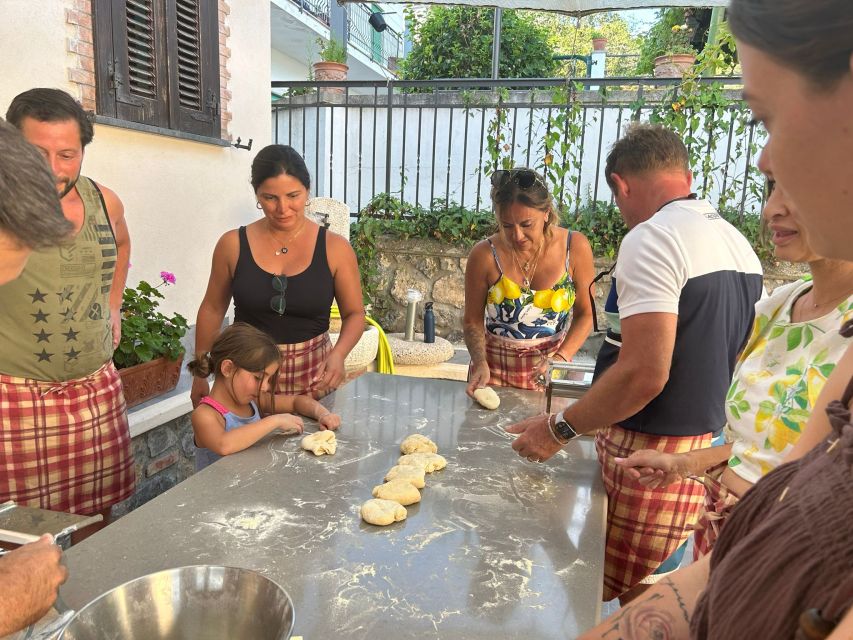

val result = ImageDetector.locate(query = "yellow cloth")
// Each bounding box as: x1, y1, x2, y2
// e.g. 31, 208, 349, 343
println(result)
330, 305, 394, 374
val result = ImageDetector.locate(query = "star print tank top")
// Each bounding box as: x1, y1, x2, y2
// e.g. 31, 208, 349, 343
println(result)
0, 176, 116, 381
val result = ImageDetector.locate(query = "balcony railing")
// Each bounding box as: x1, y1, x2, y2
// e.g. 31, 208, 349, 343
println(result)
286, 0, 402, 70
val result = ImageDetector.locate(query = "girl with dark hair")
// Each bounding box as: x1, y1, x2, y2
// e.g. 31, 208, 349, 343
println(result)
580, 1, 853, 638
188, 322, 340, 471
192, 145, 364, 406
463, 167, 594, 393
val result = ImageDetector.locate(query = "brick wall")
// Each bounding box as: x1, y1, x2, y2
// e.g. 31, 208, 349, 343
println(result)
65, 0, 233, 139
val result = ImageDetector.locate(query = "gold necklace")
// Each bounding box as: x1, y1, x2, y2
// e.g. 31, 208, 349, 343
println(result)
267, 218, 307, 256
808, 287, 853, 310
510, 239, 543, 290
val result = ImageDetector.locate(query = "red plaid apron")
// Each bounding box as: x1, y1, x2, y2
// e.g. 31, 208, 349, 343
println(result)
481, 330, 565, 390
595, 424, 712, 601
276, 332, 332, 397
0, 361, 135, 515
690, 462, 741, 560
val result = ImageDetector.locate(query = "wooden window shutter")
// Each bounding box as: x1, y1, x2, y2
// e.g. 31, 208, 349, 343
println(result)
94, 0, 170, 127
165, 0, 220, 137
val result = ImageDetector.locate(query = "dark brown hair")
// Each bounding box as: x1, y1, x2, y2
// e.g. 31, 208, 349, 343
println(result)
604, 124, 689, 191
251, 144, 311, 192
729, 0, 853, 90
6, 88, 94, 148
0, 118, 72, 249
490, 167, 559, 237
187, 322, 281, 406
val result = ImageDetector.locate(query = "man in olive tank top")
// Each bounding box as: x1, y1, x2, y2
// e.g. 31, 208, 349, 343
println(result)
0, 89, 134, 534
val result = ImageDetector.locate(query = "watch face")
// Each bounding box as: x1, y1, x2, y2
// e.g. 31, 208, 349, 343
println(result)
555, 420, 576, 440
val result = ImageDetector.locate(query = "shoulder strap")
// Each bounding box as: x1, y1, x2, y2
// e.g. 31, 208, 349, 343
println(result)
565, 229, 573, 273
589, 262, 617, 334
486, 238, 504, 276
199, 396, 229, 417
88, 178, 116, 240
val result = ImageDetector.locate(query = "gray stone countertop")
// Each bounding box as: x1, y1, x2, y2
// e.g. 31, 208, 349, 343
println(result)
62, 373, 606, 639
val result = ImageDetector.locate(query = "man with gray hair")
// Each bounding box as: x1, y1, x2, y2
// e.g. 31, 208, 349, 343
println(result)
0, 117, 69, 637
507, 124, 763, 602
0, 118, 71, 281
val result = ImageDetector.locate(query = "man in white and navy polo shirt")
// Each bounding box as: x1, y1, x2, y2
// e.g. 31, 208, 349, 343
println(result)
507, 123, 763, 602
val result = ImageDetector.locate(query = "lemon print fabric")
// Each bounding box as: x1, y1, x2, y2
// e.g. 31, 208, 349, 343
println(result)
485, 271, 576, 339
726, 280, 853, 485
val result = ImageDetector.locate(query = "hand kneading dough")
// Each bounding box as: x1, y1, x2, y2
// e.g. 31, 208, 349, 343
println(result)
398, 452, 447, 473
301, 430, 337, 455
361, 499, 407, 526
473, 386, 500, 410
385, 464, 426, 488
372, 479, 421, 505
399, 433, 438, 455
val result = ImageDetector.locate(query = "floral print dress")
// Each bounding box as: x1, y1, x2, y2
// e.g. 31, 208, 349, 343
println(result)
726, 279, 853, 483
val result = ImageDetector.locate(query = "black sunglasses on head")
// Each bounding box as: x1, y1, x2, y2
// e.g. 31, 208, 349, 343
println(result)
491, 169, 544, 191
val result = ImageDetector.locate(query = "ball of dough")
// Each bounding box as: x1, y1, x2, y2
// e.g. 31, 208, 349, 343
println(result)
301, 430, 337, 456
361, 499, 407, 526
473, 386, 500, 410
385, 464, 426, 489
372, 479, 421, 505
400, 433, 438, 455
397, 452, 447, 473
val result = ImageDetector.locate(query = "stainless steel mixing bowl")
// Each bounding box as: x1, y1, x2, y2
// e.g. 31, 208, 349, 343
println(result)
57, 565, 294, 640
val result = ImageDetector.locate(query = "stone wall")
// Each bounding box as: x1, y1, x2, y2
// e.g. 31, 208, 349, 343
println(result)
112, 414, 195, 519
370, 236, 807, 342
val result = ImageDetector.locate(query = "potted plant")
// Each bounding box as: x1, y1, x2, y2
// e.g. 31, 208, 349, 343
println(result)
313, 37, 348, 92
114, 271, 189, 408
591, 30, 608, 52
653, 23, 697, 78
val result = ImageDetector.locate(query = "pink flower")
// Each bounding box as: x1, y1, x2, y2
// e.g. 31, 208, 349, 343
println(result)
160, 271, 176, 285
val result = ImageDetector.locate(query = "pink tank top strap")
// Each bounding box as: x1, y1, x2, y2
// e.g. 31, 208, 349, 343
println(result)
198, 396, 230, 416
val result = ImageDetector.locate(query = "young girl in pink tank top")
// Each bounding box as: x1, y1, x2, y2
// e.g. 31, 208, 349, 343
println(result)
187, 322, 341, 470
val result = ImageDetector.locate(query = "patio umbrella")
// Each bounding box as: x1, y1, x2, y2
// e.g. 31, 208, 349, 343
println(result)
337, 1, 727, 14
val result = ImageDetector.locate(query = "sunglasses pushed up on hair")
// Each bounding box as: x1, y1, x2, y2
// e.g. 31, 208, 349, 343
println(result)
491, 168, 545, 191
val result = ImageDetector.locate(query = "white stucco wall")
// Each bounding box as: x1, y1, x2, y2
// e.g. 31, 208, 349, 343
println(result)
272, 47, 310, 83
0, 0, 273, 323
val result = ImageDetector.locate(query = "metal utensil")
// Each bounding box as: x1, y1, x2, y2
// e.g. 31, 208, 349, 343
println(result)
57, 565, 295, 640
545, 360, 596, 412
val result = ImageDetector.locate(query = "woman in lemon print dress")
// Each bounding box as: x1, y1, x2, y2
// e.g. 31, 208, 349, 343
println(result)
463, 167, 594, 393
617, 181, 853, 555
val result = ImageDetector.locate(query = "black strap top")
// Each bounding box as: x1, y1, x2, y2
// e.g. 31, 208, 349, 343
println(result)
232, 226, 335, 344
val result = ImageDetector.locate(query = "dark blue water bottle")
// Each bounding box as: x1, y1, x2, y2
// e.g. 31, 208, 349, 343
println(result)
423, 302, 435, 343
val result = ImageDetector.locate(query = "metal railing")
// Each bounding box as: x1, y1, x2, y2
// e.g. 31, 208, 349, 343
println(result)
271, 76, 764, 219
286, 0, 402, 69
347, 4, 402, 68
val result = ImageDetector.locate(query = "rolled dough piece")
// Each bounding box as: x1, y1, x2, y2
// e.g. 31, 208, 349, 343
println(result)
361, 499, 407, 526
301, 430, 337, 456
385, 464, 426, 489
372, 479, 421, 505
400, 433, 438, 455
398, 452, 447, 473
473, 386, 500, 410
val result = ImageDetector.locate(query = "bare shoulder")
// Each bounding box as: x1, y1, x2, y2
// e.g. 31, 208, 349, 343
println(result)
568, 229, 593, 254
213, 228, 241, 262
93, 181, 124, 219
325, 228, 357, 259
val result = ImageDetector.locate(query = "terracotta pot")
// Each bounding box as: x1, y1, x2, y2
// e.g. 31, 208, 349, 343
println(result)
312, 61, 348, 94
118, 355, 184, 409
592, 37, 607, 52
653, 54, 696, 78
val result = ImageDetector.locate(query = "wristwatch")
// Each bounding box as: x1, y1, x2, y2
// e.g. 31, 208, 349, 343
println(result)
549, 410, 580, 445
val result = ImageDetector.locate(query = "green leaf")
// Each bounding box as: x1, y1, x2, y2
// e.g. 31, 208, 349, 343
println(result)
786, 326, 803, 351
768, 326, 786, 340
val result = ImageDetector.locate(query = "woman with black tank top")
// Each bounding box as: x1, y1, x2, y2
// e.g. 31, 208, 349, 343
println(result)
191, 145, 364, 406
579, 2, 853, 639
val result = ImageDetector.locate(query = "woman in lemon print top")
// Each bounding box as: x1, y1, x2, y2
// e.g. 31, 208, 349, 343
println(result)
617, 181, 853, 555
463, 168, 594, 392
